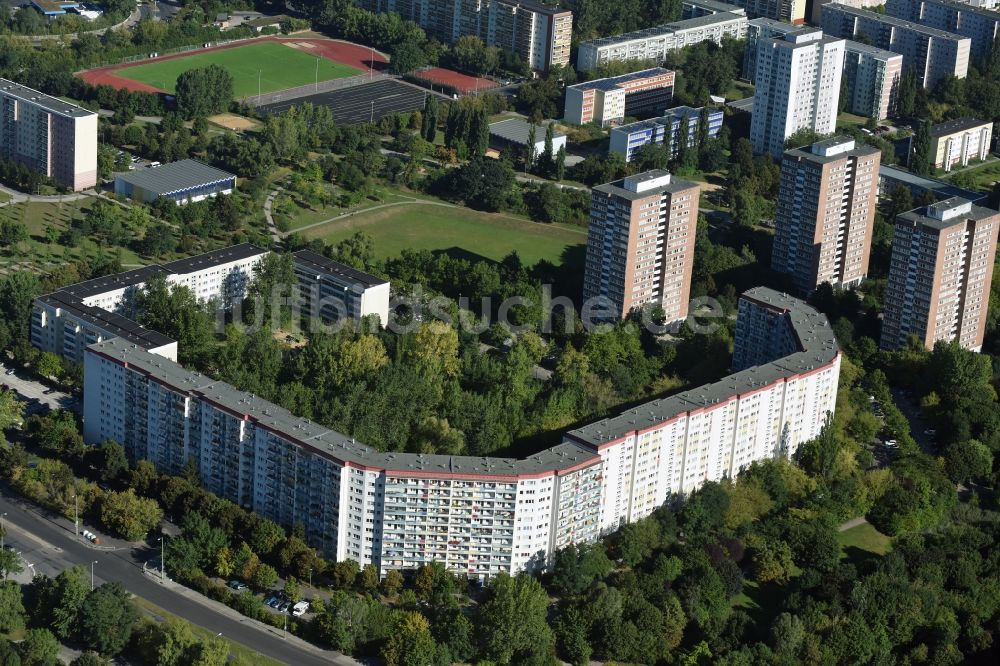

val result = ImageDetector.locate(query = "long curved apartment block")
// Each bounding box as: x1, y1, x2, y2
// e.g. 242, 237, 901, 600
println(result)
81, 285, 839, 579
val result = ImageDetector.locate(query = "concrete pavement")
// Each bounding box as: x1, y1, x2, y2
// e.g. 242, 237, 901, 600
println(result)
0, 362, 78, 415
0, 491, 359, 665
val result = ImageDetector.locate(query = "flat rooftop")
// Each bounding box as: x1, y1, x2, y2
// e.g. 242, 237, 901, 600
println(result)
845, 38, 902, 59
898, 198, 999, 230
879, 164, 987, 203
161, 242, 266, 275
593, 171, 700, 200
569, 68, 674, 92
567, 287, 839, 446
59, 266, 169, 300
824, 3, 974, 40
40, 291, 175, 350
931, 117, 991, 137
582, 12, 745, 48
87, 337, 600, 478
292, 249, 388, 288
0, 78, 95, 119
115, 159, 236, 197
488, 118, 565, 145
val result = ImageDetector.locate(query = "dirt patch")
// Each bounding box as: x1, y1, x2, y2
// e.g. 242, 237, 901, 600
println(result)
208, 113, 259, 131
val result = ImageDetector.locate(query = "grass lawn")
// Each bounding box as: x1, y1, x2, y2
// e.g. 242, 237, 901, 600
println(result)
0, 197, 146, 271
838, 521, 892, 556
132, 597, 285, 666
300, 201, 587, 266
276, 186, 414, 232
942, 157, 1000, 192
112, 42, 361, 96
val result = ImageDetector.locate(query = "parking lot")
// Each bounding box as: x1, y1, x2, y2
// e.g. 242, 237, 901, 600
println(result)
258, 79, 429, 125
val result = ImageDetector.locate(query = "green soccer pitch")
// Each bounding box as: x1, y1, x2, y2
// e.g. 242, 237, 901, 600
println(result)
112, 42, 362, 97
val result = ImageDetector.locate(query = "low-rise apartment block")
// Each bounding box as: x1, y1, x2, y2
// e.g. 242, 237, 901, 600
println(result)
821, 3, 971, 89
583, 170, 700, 322
576, 11, 748, 72
929, 117, 993, 171
31, 244, 267, 364
292, 249, 391, 327
82, 286, 839, 576
609, 106, 724, 162
0, 79, 98, 191
355, 0, 572, 70
564, 68, 675, 127
886, 0, 1000, 61
772, 138, 881, 292
881, 197, 1000, 352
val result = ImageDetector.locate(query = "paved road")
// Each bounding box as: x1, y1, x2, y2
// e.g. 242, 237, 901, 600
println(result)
264, 187, 283, 244
0, 362, 78, 415
890, 387, 936, 453
838, 516, 868, 532
0, 491, 359, 666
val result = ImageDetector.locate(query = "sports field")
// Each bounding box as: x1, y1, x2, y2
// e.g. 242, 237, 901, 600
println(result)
112, 42, 362, 97
300, 202, 587, 266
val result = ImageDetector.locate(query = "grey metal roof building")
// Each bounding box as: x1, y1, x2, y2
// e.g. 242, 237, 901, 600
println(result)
488, 118, 565, 146
114, 159, 237, 204
878, 164, 988, 203
0, 78, 93, 118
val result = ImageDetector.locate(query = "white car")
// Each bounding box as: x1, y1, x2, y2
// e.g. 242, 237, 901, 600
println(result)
291, 601, 310, 617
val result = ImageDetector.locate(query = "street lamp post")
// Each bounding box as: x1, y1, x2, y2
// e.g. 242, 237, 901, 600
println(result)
91, 560, 97, 591
72, 494, 78, 536
160, 535, 166, 581
1, 512, 6, 550
370, 100, 375, 124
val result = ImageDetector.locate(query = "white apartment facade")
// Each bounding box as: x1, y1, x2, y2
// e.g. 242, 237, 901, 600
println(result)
930, 117, 993, 171
292, 249, 391, 327
31, 244, 268, 364
749, 28, 845, 158
886, 0, 1000, 61
576, 11, 748, 72
0, 79, 98, 191
564, 68, 675, 127
82, 286, 839, 577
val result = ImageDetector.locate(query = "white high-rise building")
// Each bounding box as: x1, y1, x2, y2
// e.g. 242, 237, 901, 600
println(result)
749, 28, 845, 158
82, 287, 839, 578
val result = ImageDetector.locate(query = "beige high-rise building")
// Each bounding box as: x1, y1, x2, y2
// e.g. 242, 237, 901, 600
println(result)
0, 79, 97, 191
881, 197, 1000, 352
772, 138, 881, 292
584, 170, 700, 322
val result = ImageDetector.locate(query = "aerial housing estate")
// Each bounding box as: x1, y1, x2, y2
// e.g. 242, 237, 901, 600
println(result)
353, 0, 572, 70
609, 106, 724, 162
885, 0, 1000, 61
0, 79, 98, 191
80, 282, 840, 578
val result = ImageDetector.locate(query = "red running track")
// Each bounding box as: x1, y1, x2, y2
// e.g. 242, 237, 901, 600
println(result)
414, 67, 498, 94
77, 37, 390, 93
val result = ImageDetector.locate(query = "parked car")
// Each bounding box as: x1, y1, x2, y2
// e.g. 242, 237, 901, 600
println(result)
924, 429, 936, 436
291, 601, 310, 617
227, 580, 248, 591
268, 597, 282, 608
279, 601, 291, 613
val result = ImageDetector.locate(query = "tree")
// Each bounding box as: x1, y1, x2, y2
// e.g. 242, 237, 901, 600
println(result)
359, 564, 380, 593
554, 145, 566, 181
69, 654, 108, 666
19, 629, 58, 666
944, 439, 993, 484
331, 559, 360, 589
0, 582, 25, 633
0, 639, 19, 666
897, 67, 918, 118
411, 321, 460, 377
676, 114, 696, 169
100, 488, 163, 541
251, 563, 278, 590
95, 440, 128, 482
176, 65, 234, 119
78, 583, 137, 656
477, 573, 555, 665
0, 552, 22, 582
421, 95, 438, 143
910, 119, 933, 175
28, 567, 88, 640
33, 352, 61, 380
381, 569, 404, 597
389, 39, 428, 74
284, 577, 302, 603
382, 612, 437, 666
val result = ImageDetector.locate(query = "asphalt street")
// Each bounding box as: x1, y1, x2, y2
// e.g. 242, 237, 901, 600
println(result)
0, 491, 359, 666
0, 363, 77, 415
